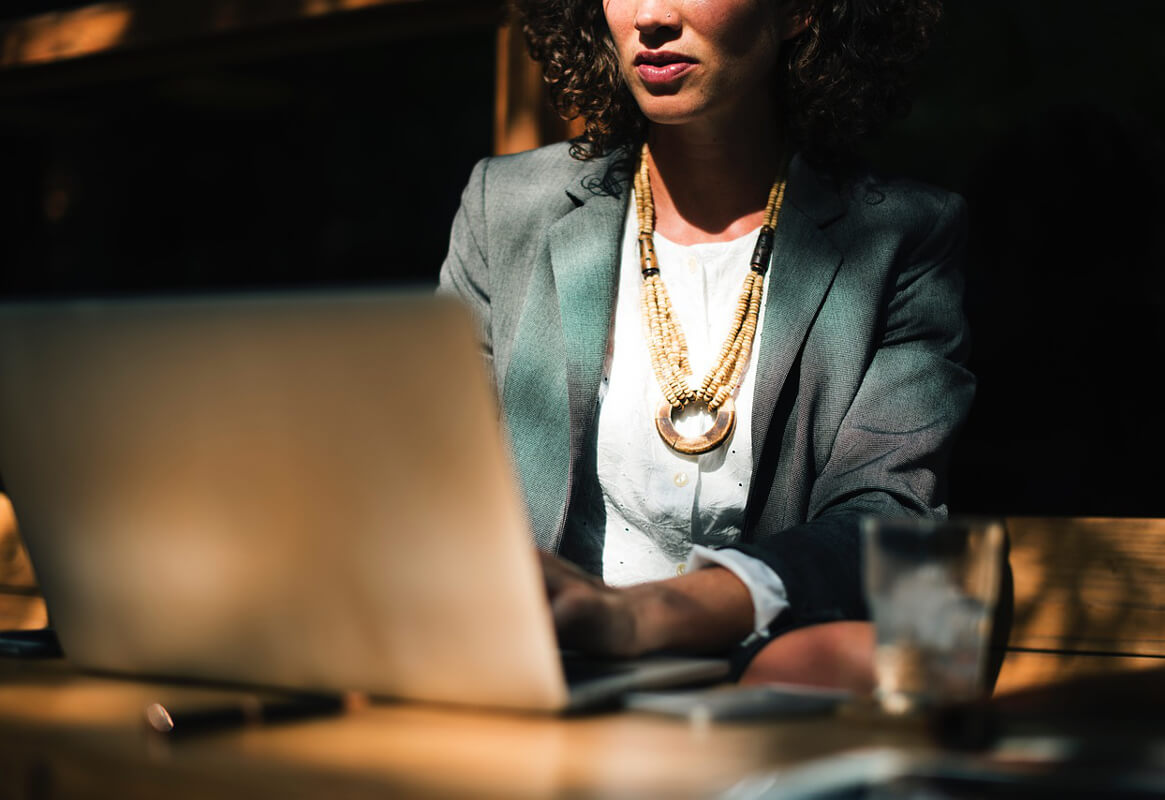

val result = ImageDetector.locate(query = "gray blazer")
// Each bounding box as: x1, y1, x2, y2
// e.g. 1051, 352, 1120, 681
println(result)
439, 142, 973, 636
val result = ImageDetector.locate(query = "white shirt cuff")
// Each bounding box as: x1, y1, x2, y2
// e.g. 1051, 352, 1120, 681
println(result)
689, 545, 789, 633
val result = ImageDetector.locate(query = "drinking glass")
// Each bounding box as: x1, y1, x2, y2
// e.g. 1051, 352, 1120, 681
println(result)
861, 516, 1004, 714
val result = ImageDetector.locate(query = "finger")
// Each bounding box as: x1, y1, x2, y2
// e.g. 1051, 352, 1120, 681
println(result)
539, 551, 603, 593
539, 551, 571, 594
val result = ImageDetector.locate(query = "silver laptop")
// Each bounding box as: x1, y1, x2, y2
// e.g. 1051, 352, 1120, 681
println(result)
0, 291, 727, 711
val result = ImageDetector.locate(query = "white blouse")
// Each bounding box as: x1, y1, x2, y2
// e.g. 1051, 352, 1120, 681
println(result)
566, 191, 789, 632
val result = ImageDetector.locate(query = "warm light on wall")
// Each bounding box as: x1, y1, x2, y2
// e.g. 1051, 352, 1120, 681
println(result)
301, 0, 400, 13
494, 25, 585, 156
0, 1, 427, 69
1, 4, 133, 67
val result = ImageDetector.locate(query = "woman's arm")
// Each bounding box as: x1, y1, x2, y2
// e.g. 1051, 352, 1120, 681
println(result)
543, 551, 877, 690
438, 158, 494, 370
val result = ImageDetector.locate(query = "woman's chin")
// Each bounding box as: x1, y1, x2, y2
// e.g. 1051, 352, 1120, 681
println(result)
635, 93, 758, 135
638, 104, 710, 130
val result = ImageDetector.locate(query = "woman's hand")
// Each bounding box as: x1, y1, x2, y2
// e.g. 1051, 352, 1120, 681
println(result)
540, 553, 641, 656
540, 552, 754, 658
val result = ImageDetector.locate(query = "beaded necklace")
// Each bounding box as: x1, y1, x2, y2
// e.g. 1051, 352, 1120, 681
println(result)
635, 144, 789, 455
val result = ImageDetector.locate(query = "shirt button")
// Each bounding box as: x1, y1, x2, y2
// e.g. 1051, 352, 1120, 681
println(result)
676, 563, 687, 576
686, 256, 699, 273
673, 472, 689, 487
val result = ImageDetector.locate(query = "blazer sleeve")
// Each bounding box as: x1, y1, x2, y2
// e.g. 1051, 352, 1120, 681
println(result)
729, 192, 975, 637
437, 157, 494, 371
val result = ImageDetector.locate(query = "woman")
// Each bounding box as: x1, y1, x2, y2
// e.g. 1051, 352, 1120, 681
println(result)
440, 0, 971, 687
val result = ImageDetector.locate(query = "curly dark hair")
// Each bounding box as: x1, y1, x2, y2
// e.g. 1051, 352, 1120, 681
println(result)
514, 0, 942, 170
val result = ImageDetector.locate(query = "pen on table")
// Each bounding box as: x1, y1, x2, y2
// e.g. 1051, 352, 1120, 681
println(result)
144, 692, 357, 738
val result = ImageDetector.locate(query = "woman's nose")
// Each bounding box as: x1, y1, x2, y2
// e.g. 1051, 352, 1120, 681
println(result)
634, 0, 680, 33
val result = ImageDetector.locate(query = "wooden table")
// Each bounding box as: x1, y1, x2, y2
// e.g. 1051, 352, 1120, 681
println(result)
997, 517, 1165, 692
0, 660, 936, 800
6, 514, 1164, 796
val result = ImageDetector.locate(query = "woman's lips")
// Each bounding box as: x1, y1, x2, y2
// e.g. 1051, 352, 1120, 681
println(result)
634, 52, 696, 86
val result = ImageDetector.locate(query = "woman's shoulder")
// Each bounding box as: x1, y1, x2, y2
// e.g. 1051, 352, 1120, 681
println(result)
481, 140, 579, 180
843, 167, 965, 233
472, 141, 626, 201
814, 164, 967, 257
789, 156, 963, 237
448, 142, 631, 277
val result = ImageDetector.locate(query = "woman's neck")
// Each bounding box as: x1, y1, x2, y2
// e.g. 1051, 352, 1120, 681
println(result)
645, 114, 783, 246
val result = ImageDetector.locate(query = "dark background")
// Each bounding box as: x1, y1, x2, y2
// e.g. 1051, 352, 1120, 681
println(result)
1, 1, 1162, 517
870, 1, 1165, 517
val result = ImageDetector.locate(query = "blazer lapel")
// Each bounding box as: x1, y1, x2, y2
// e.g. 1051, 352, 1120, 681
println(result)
750, 156, 847, 464
502, 162, 626, 551
549, 189, 625, 461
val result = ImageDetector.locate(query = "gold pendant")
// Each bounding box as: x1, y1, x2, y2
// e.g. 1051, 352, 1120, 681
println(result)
655, 396, 736, 455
